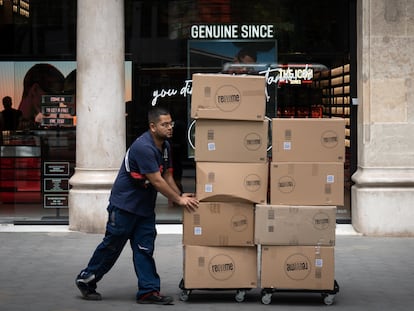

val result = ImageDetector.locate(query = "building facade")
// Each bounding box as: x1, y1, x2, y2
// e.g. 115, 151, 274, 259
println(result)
0, 0, 413, 235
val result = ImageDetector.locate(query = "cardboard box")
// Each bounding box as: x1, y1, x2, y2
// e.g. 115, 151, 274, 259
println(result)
272, 118, 345, 162
191, 73, 266, 121
254, 204, 336, 246
270, 162, 344, 205
195, 119, 268, 163
183, 202, 255, 246
196, 162, 268, 204
183, 245, 257, 289
261, 245, 335, 290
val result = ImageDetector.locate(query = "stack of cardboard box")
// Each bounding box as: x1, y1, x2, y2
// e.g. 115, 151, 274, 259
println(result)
255, 118, 345, 290
182, 73, 268, 290
182, 73, 345, 296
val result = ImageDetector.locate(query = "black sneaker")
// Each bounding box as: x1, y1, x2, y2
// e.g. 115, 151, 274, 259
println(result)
76, 272, 102, 301
137, 291, 174, 305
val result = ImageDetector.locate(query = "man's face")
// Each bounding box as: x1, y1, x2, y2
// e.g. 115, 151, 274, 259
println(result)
238, 54, 256, 64
152, 114, 174, 140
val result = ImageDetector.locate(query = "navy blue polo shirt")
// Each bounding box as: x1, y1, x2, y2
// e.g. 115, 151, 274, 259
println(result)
109, 130, 171, 217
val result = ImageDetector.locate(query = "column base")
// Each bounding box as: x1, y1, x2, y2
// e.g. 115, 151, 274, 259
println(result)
69, 190, 110, 233
68, 168, 118, 233
352, 186, 414, 236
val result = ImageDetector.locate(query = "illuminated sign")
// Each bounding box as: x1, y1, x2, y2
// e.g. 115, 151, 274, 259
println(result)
42, 107, 72, 114
150, 64, 317, 106
190, 24, 275, 39
44, 162, 70, 176
42, 95, 74, 104
44, 178, 70, 192
44, 194, 69, 208
41, 95, 75, 126
42, 118, 74, 126
259, 64, 314, 85
43, 163, 70, 209
151, 80, 192, 106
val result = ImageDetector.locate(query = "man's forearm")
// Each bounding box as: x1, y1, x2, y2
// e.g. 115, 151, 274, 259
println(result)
150, 177, 181, 203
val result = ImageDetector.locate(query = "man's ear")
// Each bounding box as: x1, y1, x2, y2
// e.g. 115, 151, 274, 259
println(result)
149, 122, 156, 132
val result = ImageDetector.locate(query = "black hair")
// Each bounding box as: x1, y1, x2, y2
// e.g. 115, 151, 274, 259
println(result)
236, 48, 257, 62
23, 63, 65, 96
148, 106, 170, 124
2, 96, 12, 108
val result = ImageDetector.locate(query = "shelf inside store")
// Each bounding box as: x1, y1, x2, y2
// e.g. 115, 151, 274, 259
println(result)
0, 134, 42, 204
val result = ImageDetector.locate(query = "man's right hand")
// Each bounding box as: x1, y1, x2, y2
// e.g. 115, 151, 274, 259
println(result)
178, 194, 199, 212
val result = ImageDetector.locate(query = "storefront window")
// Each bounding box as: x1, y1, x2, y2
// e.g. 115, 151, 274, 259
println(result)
0, 0, 355, 224
126, 0, 354, 223
0, 61, 76, 223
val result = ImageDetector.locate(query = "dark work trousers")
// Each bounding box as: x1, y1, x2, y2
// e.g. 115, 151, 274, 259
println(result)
81, 204, 160, 299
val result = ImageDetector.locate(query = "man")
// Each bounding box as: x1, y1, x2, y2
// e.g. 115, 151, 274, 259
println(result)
224, 47, 258, 74
234, 47, 257, 64
75, 106, 199, 305
1, 96, 22, 130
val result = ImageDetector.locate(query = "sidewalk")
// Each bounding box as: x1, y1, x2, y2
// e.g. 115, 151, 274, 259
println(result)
0, 225, 413, 311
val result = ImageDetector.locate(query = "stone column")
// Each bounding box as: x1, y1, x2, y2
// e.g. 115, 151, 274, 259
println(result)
352, 0, 414, 235
69, 0, 125, 233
